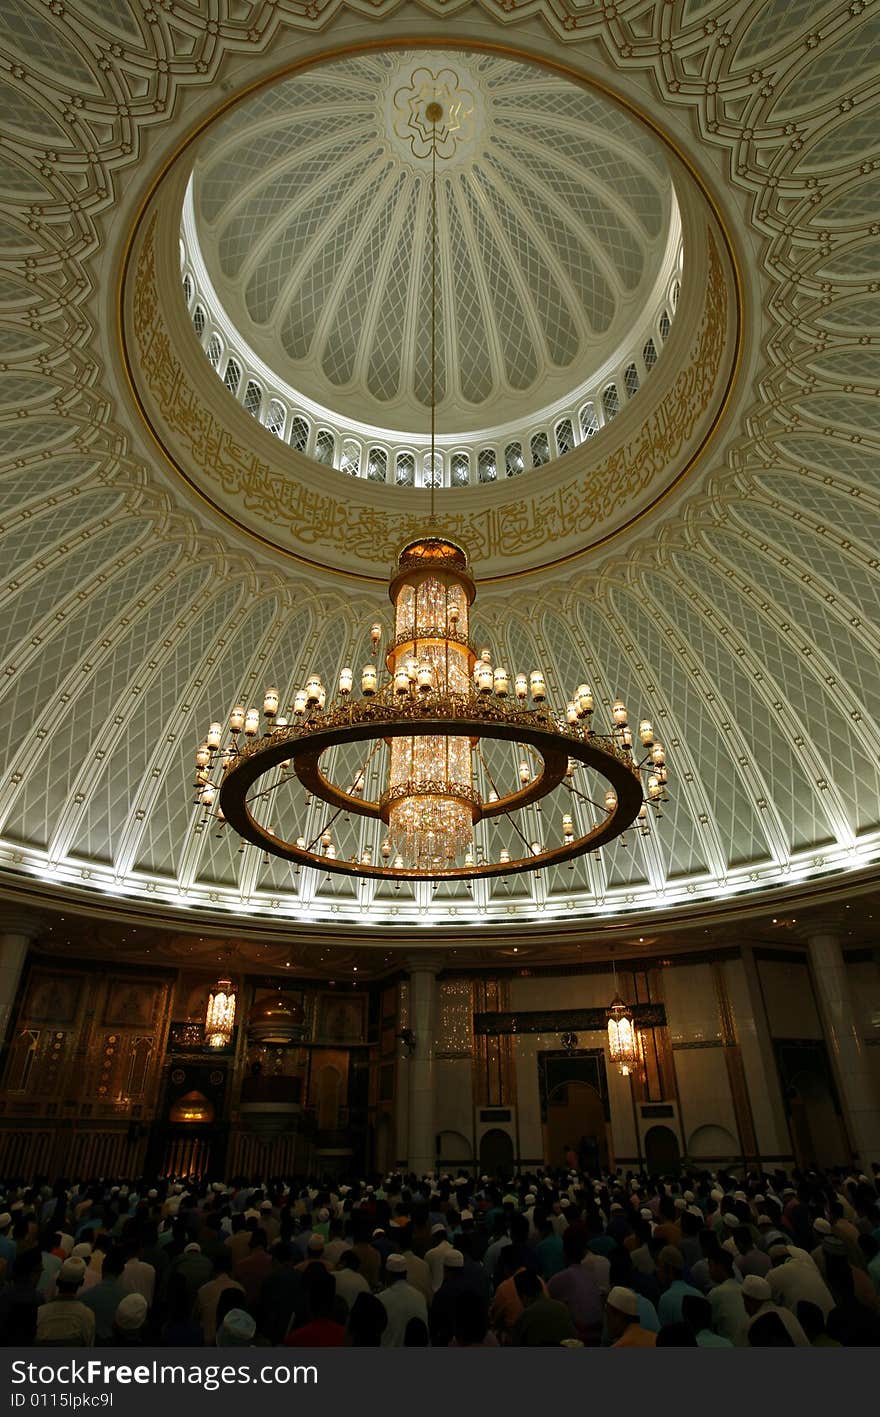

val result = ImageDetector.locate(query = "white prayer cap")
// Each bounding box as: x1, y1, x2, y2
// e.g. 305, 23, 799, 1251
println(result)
754, 1194, 765, 1204
559, 1198, 570, 1209
640, 1208, 654, 1220
683, 1190, 695, 1202
386, 1254, 407, 1274
610, 1203, 623, 1213
71, 1242, 92, 1259
723, 1212, 739, 1228
430, 1223, 446, 1235
444, 1250, 464, 1268
674, 1197, 686, 1211
260, 1200, 272, 1212
525, 1193, 536, 1204
687, 1206, 703, 1218
0, 1213, 11, 1229
59, 1257, 86, 1285
218, 1309, 256, 1345
57, 1233, 75, 1255
734, 1190, 747, 1202
813, 1217, 831, 1235
147, 1188, 158, 1199
339, 1185, 351, 1195
741, 1275, 771, 1302
756, 1215, 773, 1227
115, 1293, 147, 1332
710, 1188, 724, 1201
184, 1242, 201, 1253
372, 1227, 386, 1237
460, 1210, 474, 1222
606, 1286, 639, 1317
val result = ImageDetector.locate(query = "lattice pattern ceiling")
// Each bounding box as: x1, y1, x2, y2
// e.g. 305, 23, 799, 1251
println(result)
191, 49, 674, 432
0, 0, 879, 933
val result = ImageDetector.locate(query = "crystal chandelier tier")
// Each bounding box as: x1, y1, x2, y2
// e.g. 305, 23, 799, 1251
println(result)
188, 94, 670, 882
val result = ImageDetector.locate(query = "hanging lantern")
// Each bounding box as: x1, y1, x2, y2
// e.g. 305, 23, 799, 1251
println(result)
205, 978, 236, 1049
607, 993, 638, 1077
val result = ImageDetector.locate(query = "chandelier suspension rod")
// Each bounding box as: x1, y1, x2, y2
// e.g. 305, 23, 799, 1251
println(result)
430, 107, 438, 520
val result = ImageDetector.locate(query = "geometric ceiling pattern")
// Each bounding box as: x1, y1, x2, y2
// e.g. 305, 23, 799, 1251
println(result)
191, 49, 676, 433
1, 0, 879, 938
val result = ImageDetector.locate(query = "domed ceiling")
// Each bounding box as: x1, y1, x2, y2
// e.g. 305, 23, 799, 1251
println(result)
188, 49, 678, 436
0, 2, 879, 944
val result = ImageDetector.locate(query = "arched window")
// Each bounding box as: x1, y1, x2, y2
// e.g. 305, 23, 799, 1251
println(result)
315, 429, 335, 466
290, 416, 309, 453
643, 338, 657, 370
505, 442, 524, 477
341, 440, 361, 476
423, 452, 442, 488
223, 358, 241, 396
602, 384, 620, 421
478, 448, 497, 483
579, 404, 599, 439
555, 419, 574, 455
530, 431, 551, 467
182, 273, 193, 306
672, 280, 680, 309
243, 379, 262, 417
264, 399, 286, 437
659, 309, 671, 341
367, 448, 387, 482
395, 452, 415, 486
450, 452, 470, 486
192, 305, 205, 339
206, 335, 222, 369
624, 363, 640, 398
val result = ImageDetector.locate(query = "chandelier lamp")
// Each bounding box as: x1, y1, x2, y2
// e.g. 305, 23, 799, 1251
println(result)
607, 961, 639, 1077
205, 977, 236, 1048
188, 100, 670, 883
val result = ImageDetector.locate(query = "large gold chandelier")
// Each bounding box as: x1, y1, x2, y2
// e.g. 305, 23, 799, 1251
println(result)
189, 97, 669, 882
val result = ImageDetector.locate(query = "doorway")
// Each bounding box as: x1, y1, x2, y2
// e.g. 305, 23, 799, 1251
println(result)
479, 1128, 514, 1179
545, 1081, 609, 1173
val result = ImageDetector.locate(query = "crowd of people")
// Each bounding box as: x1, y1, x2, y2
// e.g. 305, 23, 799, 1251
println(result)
1, 1162, 879, 1348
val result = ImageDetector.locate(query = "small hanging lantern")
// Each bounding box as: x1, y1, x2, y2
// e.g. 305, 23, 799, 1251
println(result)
607, 992, 638, 1077
205, 978, 236, 1049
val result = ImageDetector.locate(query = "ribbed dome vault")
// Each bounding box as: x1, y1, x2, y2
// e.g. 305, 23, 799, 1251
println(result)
190, 50, 676, 435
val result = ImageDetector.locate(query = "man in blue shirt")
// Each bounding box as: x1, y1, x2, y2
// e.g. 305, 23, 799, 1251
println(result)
656, 1245, 703, 1326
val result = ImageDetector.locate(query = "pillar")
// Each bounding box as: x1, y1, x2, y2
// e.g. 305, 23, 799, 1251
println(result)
406, 960, 439, 1176
808, 930, 880, 1166
0, 910, 45, 1047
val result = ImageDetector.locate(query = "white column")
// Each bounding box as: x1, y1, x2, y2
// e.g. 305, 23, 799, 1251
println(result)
406, 961, 439, 1176
0, 911, 45, 1047
808, 931, 880, 1166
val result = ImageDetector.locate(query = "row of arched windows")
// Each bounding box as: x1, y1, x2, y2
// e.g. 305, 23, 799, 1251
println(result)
183, 273, 679, 486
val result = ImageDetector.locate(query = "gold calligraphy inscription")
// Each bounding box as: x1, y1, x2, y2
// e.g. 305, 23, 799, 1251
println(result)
131, 211, 728, 571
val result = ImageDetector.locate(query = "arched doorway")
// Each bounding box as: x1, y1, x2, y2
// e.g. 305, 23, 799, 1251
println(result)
545, 1081, 608, 1173
688, 1124, 739, 1163
644, 1124, 681, 1175
479, 1128, 514, 1178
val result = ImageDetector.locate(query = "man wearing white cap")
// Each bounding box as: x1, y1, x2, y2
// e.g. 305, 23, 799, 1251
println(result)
378, 1253, 428, 1346
741, 1274, 809, 1346
425, 1222, 456, 1292
113, 1292, 148, 1345
607, 1286, 656, 1347
35, 1257, 95, 1346
768, 1242, 835, 1317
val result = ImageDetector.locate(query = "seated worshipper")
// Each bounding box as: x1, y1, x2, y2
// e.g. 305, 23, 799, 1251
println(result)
707, 1248, 748, 1345
284, 1263, 345, 1347
168, 1240, 213, 1305
119, 1238, 155, 1307
818, 1234, 879, 1312
741, 1274, 809, 1345
429, 1250, 474, 1347
547, 1226, 604, 1344
425, 1223, 458, 1292
732, 1225, 771, 1281
767, 1241, 835, 1317
747, 1311, 795, 1346
333, 1248, 371, 1315
655, 1245, 703, 1326
606, 1250, 660, 1333
490, 1248, 546, 1340
112, 1292, 148, 1346
0, 1248, 44, 1344
449, 1291, 497, 1348
35, 1256, 95, 1347
161, 1272, 203, 1346
350, 1217, 382, 1290
196, 1250, 245, 1346
234, 1228, 273, 1306
680, 1293, 732, 1348
80, 1245, 127, 1345
796, 1300, 841, 1348
656, 1322, 698, 1346
511, 1268, 578, 1346
390, 1225, 433, 1305
534, 1214, 565, 1281
606, 1286, 657, 1348
378, 1253, 429, 1347
346, 1292, 388, 1347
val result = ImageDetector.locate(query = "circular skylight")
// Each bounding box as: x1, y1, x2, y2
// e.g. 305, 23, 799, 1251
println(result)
184, 49, 682, 483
